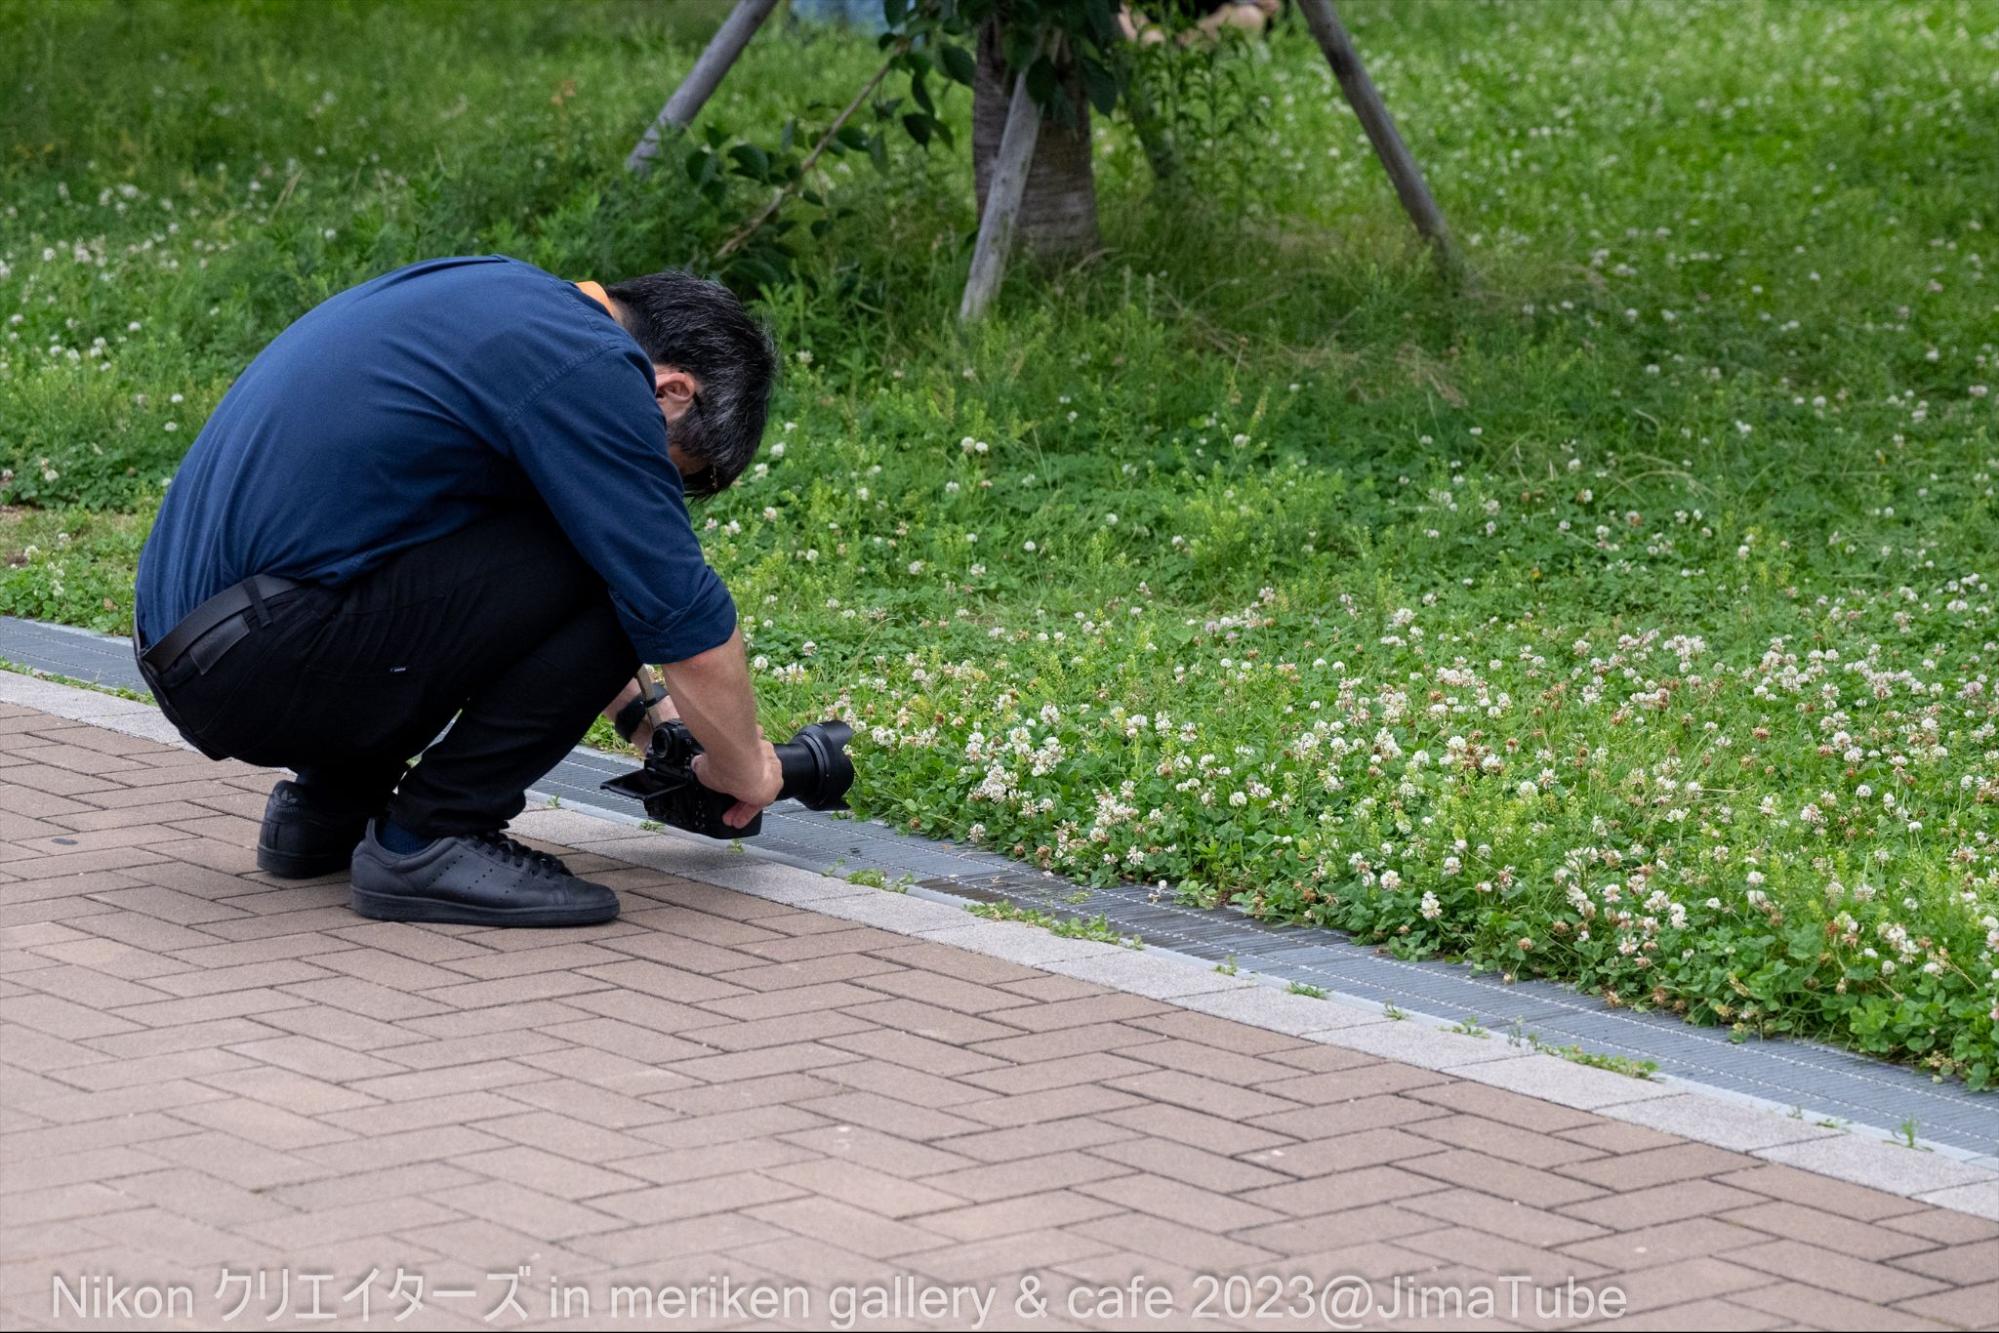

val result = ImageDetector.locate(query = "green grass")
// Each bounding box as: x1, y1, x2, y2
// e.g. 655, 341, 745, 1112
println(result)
2, 0, 1995, 1081
967, 900, 1141, 948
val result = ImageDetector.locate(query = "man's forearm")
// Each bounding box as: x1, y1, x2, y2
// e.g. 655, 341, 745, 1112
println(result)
656, 625, 766, 786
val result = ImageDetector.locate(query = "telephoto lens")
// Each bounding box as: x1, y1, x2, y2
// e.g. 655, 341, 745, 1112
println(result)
600, 720, 855, 840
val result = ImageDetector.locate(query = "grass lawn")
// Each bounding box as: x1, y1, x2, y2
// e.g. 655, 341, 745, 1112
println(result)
3, 0, 1994, 1081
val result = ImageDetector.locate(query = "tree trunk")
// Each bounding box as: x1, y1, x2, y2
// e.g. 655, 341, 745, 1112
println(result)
972, 21, 1098, 261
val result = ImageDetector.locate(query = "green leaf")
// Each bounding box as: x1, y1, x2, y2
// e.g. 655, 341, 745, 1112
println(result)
939, 42, 976, 86
1025, 56, 1059, 108
902, 113, 932, 147
727, 142, 771, 179
1079, 54, 1119, 115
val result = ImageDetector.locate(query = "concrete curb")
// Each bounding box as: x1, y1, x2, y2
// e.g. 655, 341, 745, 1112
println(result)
6, 667, 1995, 1221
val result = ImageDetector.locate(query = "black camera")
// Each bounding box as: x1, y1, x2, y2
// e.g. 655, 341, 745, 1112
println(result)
600, 719, 855, 840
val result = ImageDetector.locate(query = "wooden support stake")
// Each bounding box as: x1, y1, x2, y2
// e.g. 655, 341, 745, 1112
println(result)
1296, 0, 1457, 269
959, 61, 1043, 323
627, 0, 781, 176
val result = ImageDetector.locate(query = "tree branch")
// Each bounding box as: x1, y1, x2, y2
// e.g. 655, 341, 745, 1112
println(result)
715, 39, 911, 262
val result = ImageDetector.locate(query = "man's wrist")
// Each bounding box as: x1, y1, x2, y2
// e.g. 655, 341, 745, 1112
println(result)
612, 693, 652, 744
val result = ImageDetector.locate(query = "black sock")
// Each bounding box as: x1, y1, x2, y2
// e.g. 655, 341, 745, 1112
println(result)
378, 818, 437, 855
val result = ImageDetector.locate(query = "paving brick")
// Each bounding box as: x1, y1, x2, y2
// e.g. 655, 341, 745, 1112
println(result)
822, 1027, 1007, 1077
1716, 1163, 1931, 1222
171, 1097, 355, 1150
1236, 1125, 1447, 1178
320, 1091, 526, 1137
82, 1205, 278, 1266
1100, 1101, 1293, 1156
931, 1116, 1138, 1165
1071, 1210, 1275, 1270
630, 1103, 830, 1150
1563, 1178, 1769, 1232
968, 1020, 1165, 1064
810, 1059, 989, 1109
226, 1032, 407, 1082
17, 1077, 229, 1124
54, 1045, 258, 1091
1403, 1148, 1608, 1209
768, 1158, 966, 1219
1407, 1111, 1607, 1167
1729, 1238, 1946, 1303
648, 1071, 846, 1118
1077, 1172, 1285, 1233
1563, 1216, 1778, 1270
1881, 1208, 1999, 1245
1559, 1140, 1758, 1191
1891, 1237, 1999, 1284
993, 993, 1171, 1032
680, 1008, 873, 1051
1402, 1224, 1612, 1285
615, 1138, 823, 1186
593, 1170, 806, 1224
663, 1040, 858, 1084
902, 1228, 1117, 1283
923, 1151, 1137, 1203
454, 1144, 646, 1200
848, 967, 1044, 1016
1895, 1280, 1999, 1329
1404, 1077, 1606, 1131
82, 1015, 279, 1059
1722, 1198, 1942, 1261
343, 1058, 556, 1102
15, 963, 173, 1009
958, 1050, 1154, 1095
573, 957, 751, 1004
112, 1167, 297, 1228
143, 1132, 333, 1191
567, 1212, 790, 1265
1560, 1118, 1686, 1155
1104, 1067, 1301, 1120
113, 986, 314, 1028
257, 1195, 466, 1252
2, 991, 143, 1040
951, 1083, 1146, 1128
1732, 1280, 1955, 1329
839, 997, 1025, 1047
0, 1146, 169, 1194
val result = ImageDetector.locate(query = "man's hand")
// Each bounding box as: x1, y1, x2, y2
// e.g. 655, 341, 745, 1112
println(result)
690, 742, 784, 830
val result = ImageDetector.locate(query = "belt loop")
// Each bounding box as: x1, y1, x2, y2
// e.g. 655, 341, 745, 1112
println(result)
244, 576, 271, 628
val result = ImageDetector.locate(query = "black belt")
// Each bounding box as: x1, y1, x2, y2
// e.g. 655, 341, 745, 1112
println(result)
138, 574, 302, 677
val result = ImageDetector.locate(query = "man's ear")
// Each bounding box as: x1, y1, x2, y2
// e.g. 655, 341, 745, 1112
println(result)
653, 366, 698, 410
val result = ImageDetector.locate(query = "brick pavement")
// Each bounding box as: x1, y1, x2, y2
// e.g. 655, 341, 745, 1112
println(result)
2, 701, 1995, 1330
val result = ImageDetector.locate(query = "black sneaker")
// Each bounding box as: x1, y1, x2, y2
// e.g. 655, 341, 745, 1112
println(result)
258, 779, 370, 879
348, 821, 620, 927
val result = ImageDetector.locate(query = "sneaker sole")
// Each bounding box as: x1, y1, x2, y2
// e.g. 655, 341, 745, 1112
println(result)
257, 841, 359, 880
350, 887, 620, 928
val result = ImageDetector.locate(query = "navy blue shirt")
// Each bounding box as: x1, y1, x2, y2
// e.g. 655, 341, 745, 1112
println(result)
135, 256, 736, 664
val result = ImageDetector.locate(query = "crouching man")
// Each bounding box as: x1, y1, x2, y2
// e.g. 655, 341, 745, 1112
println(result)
132, 257, 782, 928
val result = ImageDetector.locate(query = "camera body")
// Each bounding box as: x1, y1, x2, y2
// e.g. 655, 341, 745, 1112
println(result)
601, 718, 854, 840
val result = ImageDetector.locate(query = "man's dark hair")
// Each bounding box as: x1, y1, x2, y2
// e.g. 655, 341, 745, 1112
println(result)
605, 270, 776, 497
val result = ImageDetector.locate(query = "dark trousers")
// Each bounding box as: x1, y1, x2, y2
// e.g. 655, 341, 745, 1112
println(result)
138, 509, 638, 836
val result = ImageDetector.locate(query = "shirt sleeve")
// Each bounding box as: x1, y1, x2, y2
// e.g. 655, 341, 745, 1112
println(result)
494, 339, 737, 664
